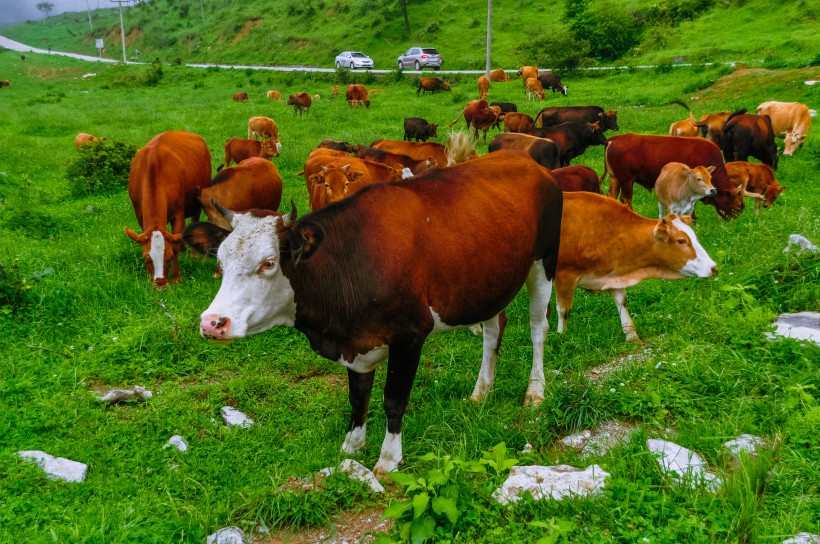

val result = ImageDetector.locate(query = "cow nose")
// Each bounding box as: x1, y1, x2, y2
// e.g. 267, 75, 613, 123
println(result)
710, 265, 718, 277
201, 314, 231, 340
153, 278, 168, 290
706, 188, 717, 196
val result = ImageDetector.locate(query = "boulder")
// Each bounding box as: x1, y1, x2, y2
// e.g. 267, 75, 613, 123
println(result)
493, 464, 609, 505
18, 450, 87, 482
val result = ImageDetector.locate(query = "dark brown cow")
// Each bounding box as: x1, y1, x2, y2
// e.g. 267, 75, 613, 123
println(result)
488, 133, 561, 170
721, 112, 779, 170
447, 99, 503, 143
403, 117, 438, 142
536, 105, 619, 132
357, 147, 437, 176
371, 139, 449, 167
317, 139, 362, 153
490, 102, 517, 130
125, 131, 211, 287
602, 133, 744, 219
503, 112, 535, 133
346, 84, 371, 108
537, 73, 567, 95
490, 69, 510, 82
416, 77, 451, 96
527, 122, 607, 166
551, 166, 601, 193
223, 137, 278, 168
725, 161, 786, 215
286, 92, 312, 116
184, 150, 564, 478
232, 92, 249, 102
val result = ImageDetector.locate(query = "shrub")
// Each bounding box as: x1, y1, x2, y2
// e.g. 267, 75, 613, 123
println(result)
0, 260, 33, 317
566, 0, 643, 60
524, 27, 591, 71
66, 140, 139, 197
143, 59, 164, 86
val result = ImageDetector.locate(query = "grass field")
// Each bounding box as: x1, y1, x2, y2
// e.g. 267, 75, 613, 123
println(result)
0, 48, 819, 543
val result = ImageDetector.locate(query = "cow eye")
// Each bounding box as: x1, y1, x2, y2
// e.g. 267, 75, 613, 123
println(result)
677, 238, 688, 245
260, 257, 277, 270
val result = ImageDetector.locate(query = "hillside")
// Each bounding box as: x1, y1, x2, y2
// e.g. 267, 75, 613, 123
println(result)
1, 0, 818, 70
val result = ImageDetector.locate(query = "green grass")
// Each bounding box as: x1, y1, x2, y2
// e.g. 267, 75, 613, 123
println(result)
0, 48, 819, 542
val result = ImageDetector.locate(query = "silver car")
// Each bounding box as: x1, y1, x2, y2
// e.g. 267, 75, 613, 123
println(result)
397, 47, 442, 71
335, 51, 374, 69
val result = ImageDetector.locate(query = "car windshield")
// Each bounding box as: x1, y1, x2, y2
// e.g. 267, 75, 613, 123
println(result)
351, 52, 367, 58
422, 48, 439, 55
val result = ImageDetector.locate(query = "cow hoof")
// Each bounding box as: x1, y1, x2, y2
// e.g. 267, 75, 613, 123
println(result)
524, 393, 544, 406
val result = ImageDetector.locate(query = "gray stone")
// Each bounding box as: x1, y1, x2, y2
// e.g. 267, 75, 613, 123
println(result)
163, 435, 188, 452
560, 422, 633, 456
320, 459, 384, 493
18, 450, 88, 482
781, 533, 820, 544
723, 434, 767, 458
97, 386, 153, 403
492, 464, 610, 505
221, 406, 253, 427
769, 312, 820, 345
783, 234, 819, 255
647, 439, 721, 490
206, 526, 245, 544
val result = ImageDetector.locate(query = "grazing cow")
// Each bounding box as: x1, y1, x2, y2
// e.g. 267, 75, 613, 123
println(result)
668, 117, 699, 138
313, 94, 321, 100
232, 92, 249, 102
503, 112, 535, 133
184, 150, 564, 477
447, 99, 504, 143
223, 137, 278, 168
301, 148, 352, 190
725, 161, 786, 215
371, 139, 449, 167
536, 105, 619, 132
478, 74, 490, 100
0, 80, 9, 88
490, 102, 517, 130
488, 133, 561, 170
602, 134, 744, 219
756, 101, 812, 155
332, 85, 340, 99
198, 157, 283, 231
669, 110, 732, 145
125, 131, 211, 287
357, 146, 437, 176
74, 132, 105, 148
267, 90, 282, 100
346, 84, 371, 108
248, 116, 280, 143
286, 92, 312, 116
518, 65, 538, 83
551, 165, 601, 193
369, 89, 385, 95
525, 77, 545, 101
554, 192, 716, 342
655, 162, 716, 218
538, 73, 567, 95
527, 122, 607, 166
417, 77, 451, 96
490, 69, 510, 82
307, 158, 403, 210
317, 139, 362, 153
721, 112, 779, 169
403, 117, 438, 142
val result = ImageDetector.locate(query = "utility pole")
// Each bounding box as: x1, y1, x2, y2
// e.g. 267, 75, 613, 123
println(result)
485, 0, 492, 79
110, 0, 128, 63
86, 0, 93, 31
199, 0, 205, 25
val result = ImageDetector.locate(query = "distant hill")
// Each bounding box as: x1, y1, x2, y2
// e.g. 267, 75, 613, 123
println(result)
1, 0, 818, 70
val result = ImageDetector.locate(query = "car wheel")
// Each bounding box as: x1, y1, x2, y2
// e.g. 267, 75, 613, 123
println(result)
336, 61, 341, 69
397, 61, 403, 69
434, 66, 440, 71
414, 61, 421, 71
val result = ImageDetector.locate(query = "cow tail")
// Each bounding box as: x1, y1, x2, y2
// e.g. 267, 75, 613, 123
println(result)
599, 141, 611, 185
446, 110, 465, 129
725, 108, 747, 124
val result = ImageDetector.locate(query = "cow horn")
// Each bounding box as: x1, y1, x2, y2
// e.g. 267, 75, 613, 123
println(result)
282, 200, 297, 227
211, 199, 235, 222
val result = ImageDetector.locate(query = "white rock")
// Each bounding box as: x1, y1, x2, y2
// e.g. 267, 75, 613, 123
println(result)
782, 533, 820, 544
206, 526, 246, 544
492, 464, 610, 505
560, 422, 633, 456
320, 459, 384, 493
723, 434, 766, 458
769, 312, 820, 345
221, 406, 253, 428
163, 435, 188, 452
560, 430, 591, 449
783, 234, 819, 255
97, 386, 153, 402
18, 450, 88, 482
647, 439, 720, 490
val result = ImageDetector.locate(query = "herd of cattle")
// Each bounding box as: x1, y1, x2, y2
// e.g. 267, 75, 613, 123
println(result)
78, 69, 811, 477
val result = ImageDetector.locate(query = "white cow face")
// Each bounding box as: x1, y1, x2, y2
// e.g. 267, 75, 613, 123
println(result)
784, 132, 806, 155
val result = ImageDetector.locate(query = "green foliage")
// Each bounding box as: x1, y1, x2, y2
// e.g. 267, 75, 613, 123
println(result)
65, 140, 138, 197
0, 260, 33, 317
143, 59, 164, 86
565, 0, 643, 60
523, 27, 590, 71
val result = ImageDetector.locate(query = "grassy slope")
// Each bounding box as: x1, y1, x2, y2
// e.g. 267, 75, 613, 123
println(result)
2, 0, 818, 69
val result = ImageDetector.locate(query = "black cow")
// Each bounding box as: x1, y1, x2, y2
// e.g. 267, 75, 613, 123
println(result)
527, 122, 607, 166
537, 73, 567, 96
721, 111, 779, 170
317, 139, 362, 153
403, 117, 438, 142
536, 106, 619, 132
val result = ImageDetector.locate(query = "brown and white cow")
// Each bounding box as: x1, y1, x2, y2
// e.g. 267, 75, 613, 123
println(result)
346, 84, 371, 108
416, 77, 451, 96
74, 132, 106, 148
755, 101, 812, 155
503, 112, 535, 133
266, 90, 282, 100
654, 162, 716, 218
725, 161, 787, 215
248, 116, 280, 143
286, 92, 312, 116
478, 74, 490, 100
488, 133, 562, 170
232, 92, 249, 102
551, 165, 601, 193
490, 69, 510, 82
554, 192, 716, 342
447, 100, 503, 143
183, 150, 563, 478
223, 137, 278, 168
721, 111, 779, 169
525, 77, 545, 101
536, 105, 620, 132
518, 66, 538, 83
126, 131, 211, 287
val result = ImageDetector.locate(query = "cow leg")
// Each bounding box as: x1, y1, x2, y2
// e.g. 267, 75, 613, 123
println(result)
342, 369, 376, 454
524, 261, 553, 406
619, 180, 635, 209
606, 173, 620, 201
554, 276, 577, 335
373, 336, 425, 479
170, 214, 186, 283
470, 310, 508, 402
610, 288, 639, 342
658, 202, 665, 219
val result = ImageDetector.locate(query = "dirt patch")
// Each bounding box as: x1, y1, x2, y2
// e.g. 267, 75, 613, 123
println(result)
233, 19, 263, 45
700, 66, 818, 99
256, 507, 393, 544
587, 347, 654, 382
27, 67, 75, 79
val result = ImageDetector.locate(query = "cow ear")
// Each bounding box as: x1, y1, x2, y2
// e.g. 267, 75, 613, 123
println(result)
182, 221, 230, 257
653, 217, 671, 241
348, 171, 365, 182
287, 221, 324, 264
706, 166, 716, 173
678, 215, 693, 225
125, 226, 149, 244
308, 173, 322, 185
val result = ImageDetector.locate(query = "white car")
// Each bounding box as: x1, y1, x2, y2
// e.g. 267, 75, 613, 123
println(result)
335, 51, 374, 69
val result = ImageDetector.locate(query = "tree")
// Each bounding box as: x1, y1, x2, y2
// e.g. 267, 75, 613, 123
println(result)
36, 2, 55, 19
400, 0, 410, 34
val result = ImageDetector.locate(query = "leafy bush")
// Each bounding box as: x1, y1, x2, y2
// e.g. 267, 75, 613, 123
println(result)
0, 260, 32, 317
565, 0, 643, 60
143, 59, 164, 86
524, 27, 591, 71
65, 140, 138, 197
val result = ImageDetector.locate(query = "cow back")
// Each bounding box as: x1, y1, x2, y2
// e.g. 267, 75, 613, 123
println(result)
200, 158, 283, 230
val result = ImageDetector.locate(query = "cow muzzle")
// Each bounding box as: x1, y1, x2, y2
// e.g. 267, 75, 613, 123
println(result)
201, 314, 233, 342
705, 188, 717, 197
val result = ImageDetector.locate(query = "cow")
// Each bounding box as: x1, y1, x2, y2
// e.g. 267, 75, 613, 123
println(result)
125, 131, 211, 287
490, 102, 517, 129
198, 157, 283, 231
286, 92, 312, 116
478, 74, 490, 100
74, 132, 105, 148
417, 77, 451, 96
655, 162, 717, 218
307, 157, 403, 210
403, 117, 438, 142
346, 84, 371, 108
551, 165, 601, 193
490, 69, 510, 82
725, 161, 786, 216
518, 65, 538, 83
372, 134, 478, 167
553, 192, 716, 343
266, 90, 282, 100
668, 118, 700, 138
369, 89, 385, 95
357, 146, 437, 176
525, 77, 545, 101
301, 148, 353, 191
313, 94, 321, 100
317, 139, 362, 153
222, 137, 278, 168
755, 101, 812, 155
721, 112, 779, 170
183, 150, 564, 478
503, 112, 535, 133
248, 116, 280, 143
331, 85, 340, 99
527, 122, 607, 166
537, 73, 567, 95
447, 100, 504, 143
536, 105, 619, 132
668, 101, 732, 145
602, 133, 744, 219
488, 133, 561, 170
0, 80, 9, 88
232, 92, 249, 102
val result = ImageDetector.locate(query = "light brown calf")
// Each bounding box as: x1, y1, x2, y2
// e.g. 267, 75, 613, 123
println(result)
525, 77, 545, 101
74, 132, 106, 148
725, 161, 786, 215
655, 162, 716, 218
